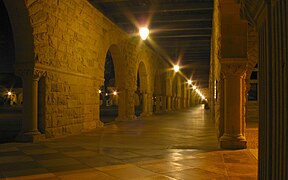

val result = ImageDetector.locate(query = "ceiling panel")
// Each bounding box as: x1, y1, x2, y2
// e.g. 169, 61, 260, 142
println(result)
89, 0, 213, 88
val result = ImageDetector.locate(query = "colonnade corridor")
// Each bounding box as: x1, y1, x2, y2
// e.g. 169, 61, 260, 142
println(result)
0, 105, 257, 179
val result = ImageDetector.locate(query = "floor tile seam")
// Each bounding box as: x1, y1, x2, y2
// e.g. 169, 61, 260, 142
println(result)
220, 151, 230, 177
55, 167, 119, 179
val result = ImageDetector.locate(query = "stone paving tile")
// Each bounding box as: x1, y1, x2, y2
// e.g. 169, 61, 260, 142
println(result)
0, 161, 42, 172
58, 170, 117, 180
165, 168, 229, 180
37, 158, 82, 168
0, 106, 258, 179
137, 174, 177, 180
97, 164, 157, 179
2, 168, 53, 179
139, 161, 192, 174
0, 155, 34, 164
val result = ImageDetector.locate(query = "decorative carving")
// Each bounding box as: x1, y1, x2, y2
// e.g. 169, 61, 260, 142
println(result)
14, 63, 46, 81
221, 62, 247, 77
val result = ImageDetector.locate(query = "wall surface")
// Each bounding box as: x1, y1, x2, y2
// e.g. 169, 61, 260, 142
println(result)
0, 0, 205, 141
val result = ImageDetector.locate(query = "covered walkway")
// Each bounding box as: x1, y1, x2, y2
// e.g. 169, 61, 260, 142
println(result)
0, 106, 257, 179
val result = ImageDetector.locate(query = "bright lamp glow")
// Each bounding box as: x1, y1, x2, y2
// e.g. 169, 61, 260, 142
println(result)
7, 91, 12, 96
188, 80, 192, 85
98, 90, 101, 94
113, 91, 117, 96
139, 27, 149, 40
192, 85, 197, 90
173, 65, 180, 72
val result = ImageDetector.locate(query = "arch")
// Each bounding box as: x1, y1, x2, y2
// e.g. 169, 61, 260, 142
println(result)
99, 44, 124, 123
3, 0, 35, 64
153, 69, 162, 112
135, 61, 150, 116
153, 69, 162, 96
137, 61, 148, 92
1, 1, 30, 142
107, 44, 125, 89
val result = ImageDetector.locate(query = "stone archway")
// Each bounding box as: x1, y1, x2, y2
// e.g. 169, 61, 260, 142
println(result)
176, 76, 182, 110
135, 61, 149, 116
3, 0, 48, 142
0, 1, 26, 142
99, 44, 125, 123
153, 69, 162, 113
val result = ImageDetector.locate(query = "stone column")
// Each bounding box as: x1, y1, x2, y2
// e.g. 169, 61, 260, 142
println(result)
117, 89, 136, 121
187, 91, 191, 108
190, 91, 196, 106
147, 93, 153, 116
167, 96, 172, 111
155, 96, 161, 113
16, 68, 45, 142
161, 95, 167, 111
140, 92, 148, 116
176, 97, 181, 110
220, 60, 247, 149
183, 98, 186, 109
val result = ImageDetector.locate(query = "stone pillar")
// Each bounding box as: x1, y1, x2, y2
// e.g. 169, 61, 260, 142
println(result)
183, 98, 187, 109
155, 96, 161, 113
117, 89, 136, 121
167, 96, 172, 111
161, 95, 167, 111
220, 60, 247, 149
191, 91, 196, 106
140, 92, 148, 116
176, 97, 181, 110
147, 93, 153, 116
16, 68, 45, 142
187, 90, 191, 108
171, 96, 175, 110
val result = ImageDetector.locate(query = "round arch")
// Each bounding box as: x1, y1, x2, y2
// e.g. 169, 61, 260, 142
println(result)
3, 0, 35, 64
99, 44, 125, 123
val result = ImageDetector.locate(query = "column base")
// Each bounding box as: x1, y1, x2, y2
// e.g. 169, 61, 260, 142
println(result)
220, 133, 247, 149
116, 115, 137, 121
140, 112, 151, 117
16, 131, 45, 142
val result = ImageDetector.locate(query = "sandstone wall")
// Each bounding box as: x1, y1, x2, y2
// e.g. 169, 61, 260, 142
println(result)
24, 0, 170, 137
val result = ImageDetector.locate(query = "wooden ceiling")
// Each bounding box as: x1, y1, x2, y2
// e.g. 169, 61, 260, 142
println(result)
89, 0, 213, 88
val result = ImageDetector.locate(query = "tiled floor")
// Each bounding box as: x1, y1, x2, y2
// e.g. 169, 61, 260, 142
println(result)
0, 105, 258, 179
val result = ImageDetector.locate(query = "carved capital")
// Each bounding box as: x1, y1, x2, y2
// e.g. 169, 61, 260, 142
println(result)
220, 58, 247, 77
15, 63, 46, 81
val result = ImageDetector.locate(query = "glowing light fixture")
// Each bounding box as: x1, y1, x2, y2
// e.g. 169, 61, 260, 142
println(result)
139, 27, 149, 40
192, 85, 197, 90
173, 65, 180, 72
105, 93, 108, 96
188, 80, 192, 85
113, 91, 117, 96
98, 90, 101, 94
7, 91, 12, 96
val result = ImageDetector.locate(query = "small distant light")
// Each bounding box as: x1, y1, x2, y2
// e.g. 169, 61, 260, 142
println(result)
113, 91, 117, 96
139, 27, 149, 40
192, 85, 197, 90
173, 65, 179, 72
7, 91, 12, 96
105, 93, 108, 96
98, 90, 101, 94
188, 80, 192, 85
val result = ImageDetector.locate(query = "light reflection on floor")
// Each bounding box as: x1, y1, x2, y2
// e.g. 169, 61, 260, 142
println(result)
0, 105, 258, 179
